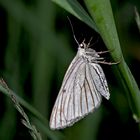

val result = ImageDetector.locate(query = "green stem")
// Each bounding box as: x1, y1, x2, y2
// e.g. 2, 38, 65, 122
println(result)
84, 0, 140, 121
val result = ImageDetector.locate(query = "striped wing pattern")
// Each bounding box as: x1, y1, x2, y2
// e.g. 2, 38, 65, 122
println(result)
49, 54, 109, 129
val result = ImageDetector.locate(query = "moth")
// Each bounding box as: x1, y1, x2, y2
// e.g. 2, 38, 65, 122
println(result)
49, 38, 114, 130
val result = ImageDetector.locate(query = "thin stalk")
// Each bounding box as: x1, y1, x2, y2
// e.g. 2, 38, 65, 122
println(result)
84, 0, 140, 121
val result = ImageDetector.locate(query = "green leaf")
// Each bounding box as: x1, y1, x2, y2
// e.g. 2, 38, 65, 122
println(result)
84, 0, 140, 121
134, 6, 140, 32
52, 0, 99, 33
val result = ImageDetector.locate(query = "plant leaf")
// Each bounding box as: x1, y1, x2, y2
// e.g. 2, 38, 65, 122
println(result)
84, 0, 140, 121
52, 0, 99, 32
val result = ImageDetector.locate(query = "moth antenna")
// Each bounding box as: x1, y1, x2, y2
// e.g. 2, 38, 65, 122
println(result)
89, 36, 99, 47
87, 37, 93, 47
67, 16, 79, 46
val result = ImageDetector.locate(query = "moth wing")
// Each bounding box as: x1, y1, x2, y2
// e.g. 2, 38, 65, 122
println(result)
50, 55, 102, 129
50, 55, 83, 129
89, 63, 110, 100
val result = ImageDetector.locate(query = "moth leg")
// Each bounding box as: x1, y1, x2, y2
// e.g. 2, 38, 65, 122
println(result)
95, 57, 104, 60
94, 60, 120, 65
96, 46, 117, 54
97, 50, 111, 54
63, 111, 68, 122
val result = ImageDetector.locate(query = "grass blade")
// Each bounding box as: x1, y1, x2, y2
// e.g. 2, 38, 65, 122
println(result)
84, 0, 140, 121
52, 0, 99, 32
0, 79, 63, 140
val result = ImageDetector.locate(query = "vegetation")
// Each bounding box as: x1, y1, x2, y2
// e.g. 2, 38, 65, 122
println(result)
0, 0, 140, 140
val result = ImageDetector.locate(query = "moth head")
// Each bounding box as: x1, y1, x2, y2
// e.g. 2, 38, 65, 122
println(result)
78, 39, 99, 57
79, 39, 89, 49
79, 42, 87, 49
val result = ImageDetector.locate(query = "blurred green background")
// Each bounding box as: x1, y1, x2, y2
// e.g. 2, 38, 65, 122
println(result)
0, 0, 140, 140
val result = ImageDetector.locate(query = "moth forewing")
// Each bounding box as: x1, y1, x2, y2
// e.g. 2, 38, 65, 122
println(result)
50, 42, 110, 130
50, 55, 85, 129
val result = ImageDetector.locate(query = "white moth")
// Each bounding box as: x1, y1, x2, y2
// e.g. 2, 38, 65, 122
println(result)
49, 39, 110, 130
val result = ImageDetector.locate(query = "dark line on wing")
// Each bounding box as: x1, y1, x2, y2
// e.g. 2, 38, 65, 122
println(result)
72, 81, 75, 118
54, 98, 59, 128
80, 85, 83, 115
87, 64, 101, 103
85, 65, 95, 107
66, 62, 85, 119
61, 61, 84, 124
95, 65, 108, 91
67, 93, 72, 121
62, 93, 69, 122
91, 64, 107, 92
60, 91, 64, 127
64, 61, 84, 97
85, 77, 95, 107
61, 59, 84, 119
62, 57, 82, 89
84, 80, 89, 112
61, 82, 73, 122
85, 65, 95, 106
62, 93, 67, 122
